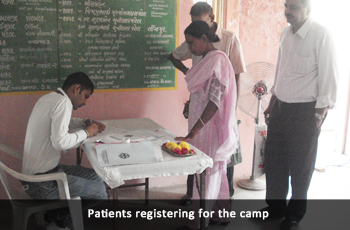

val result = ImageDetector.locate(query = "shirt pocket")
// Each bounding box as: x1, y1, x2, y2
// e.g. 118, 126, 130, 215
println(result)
293, 54, 312, 75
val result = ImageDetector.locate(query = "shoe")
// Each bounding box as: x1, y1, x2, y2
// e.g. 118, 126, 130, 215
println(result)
180, 195, 192, 206
35, 211, 49, 227
280, 218, 299, 230
253, 206, 285, 219
46, 221, 70, 230
209, 219, 230, 225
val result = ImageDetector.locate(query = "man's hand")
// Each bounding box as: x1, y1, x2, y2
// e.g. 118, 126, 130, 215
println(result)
86, 123, 99, 137
315, 107, 328, 128
264, 95, 276, 118
168, 53, 189, 75
263, 107, 272, 118
315, 118, 323, 128
93, 120, 106, 132
85, 119, 106, 132
264, 95, 276, 125
183, 101, 190, 119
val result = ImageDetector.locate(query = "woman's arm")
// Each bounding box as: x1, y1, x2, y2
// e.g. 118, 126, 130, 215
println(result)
175, 100, 218, 142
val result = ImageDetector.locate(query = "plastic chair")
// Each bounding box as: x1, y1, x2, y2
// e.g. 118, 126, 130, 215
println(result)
0, 143, 84, 230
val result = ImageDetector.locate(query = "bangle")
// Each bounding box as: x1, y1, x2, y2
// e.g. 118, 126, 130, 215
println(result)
83, 129, 90, 137
315, 113, 324, 120
190, 130, 198, 134
199, 117, 205, 126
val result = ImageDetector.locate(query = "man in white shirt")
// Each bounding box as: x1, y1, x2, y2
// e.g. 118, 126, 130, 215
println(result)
261, 0, 338, 229
169, 2, 246, 206
22, 72, 107, 230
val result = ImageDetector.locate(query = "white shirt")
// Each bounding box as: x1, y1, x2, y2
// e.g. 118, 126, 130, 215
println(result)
172, 27, 246, 74
272, 17, 338, 109
22, 88, 88, 175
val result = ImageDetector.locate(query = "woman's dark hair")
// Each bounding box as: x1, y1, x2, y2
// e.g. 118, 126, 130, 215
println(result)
62, 72, 94, 94
184, 21, 217, 42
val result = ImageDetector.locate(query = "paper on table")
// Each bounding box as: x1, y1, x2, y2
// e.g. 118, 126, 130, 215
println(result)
83, 127, 126, 144
109, 129, 162, 142
96, 141, 163, 167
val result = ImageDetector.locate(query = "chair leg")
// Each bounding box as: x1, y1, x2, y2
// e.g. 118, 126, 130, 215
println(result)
12, 207, 30, 230
68, 197, 84, 230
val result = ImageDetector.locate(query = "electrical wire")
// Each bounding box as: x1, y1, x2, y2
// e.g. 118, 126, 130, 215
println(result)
323, 158, 350, 170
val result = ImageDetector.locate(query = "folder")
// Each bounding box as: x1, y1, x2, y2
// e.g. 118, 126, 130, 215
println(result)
95, 141, 162, 167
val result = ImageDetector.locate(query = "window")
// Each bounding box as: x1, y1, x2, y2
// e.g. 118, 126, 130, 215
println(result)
311, 0, 350, 155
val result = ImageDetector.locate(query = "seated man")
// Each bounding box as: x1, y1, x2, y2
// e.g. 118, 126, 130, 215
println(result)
22, 72, 107, 230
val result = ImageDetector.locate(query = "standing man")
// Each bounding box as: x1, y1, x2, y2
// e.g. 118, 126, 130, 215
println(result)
169, 1, 246, 205
262, 0, 338, 230
22, 72, 108, 230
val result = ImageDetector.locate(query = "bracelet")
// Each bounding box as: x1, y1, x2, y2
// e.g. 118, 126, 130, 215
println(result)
83, 129, 90, 137
199, 117, 205, 126
190, 130, 198, 134
315, 113, 324, 121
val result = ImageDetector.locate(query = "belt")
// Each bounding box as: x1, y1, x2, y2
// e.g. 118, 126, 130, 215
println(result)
275, 98, 316, 107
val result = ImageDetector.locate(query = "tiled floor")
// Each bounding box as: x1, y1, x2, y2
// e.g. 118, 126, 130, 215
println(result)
3, 154, 349, 230
104, 155, 350, 230
116, 153, 350, 200
84, 154, 350, 230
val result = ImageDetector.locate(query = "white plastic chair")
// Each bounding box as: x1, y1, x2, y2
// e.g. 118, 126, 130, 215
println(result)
0, 143, 84, 230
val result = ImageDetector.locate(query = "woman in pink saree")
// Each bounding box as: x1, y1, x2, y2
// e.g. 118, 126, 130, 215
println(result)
176, 21, 239, 230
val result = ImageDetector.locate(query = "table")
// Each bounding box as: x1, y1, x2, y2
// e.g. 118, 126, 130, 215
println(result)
81, 118, 213, 230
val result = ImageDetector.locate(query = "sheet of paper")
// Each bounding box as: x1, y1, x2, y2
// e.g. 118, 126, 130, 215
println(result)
83, 127, 126, 144
109, 129, 162, 142
95, 141, 162, 167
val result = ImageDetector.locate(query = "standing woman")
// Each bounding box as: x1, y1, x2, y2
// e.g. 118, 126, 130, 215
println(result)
175, 21, 238, 230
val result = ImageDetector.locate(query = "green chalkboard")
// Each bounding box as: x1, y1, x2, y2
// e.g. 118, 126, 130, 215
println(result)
0, 0, 177, 93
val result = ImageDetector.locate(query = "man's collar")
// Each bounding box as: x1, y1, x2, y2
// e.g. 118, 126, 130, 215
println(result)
56, 87, 73, 108
56, 88, 67, 97
293, 17, 313, 39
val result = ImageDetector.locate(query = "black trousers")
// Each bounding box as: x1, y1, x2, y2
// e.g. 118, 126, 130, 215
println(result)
264, 98, 321, 221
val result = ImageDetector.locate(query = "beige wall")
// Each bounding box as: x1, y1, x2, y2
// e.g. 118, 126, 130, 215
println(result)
0, 0, 287, 199
228, 0, 287, 179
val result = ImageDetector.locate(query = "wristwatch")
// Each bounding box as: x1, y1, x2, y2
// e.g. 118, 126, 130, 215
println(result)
315, 113, 324, 121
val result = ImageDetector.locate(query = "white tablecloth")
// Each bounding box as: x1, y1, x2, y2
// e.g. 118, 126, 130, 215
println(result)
81, 118, 213, 189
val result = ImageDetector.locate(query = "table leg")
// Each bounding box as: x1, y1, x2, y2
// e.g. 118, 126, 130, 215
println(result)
110, 178, 149, 229
145, 178, 149, 205
113, 188, 118, 230
200, 170, 206, 230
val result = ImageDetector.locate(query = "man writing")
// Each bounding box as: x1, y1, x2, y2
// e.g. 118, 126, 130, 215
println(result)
22, 72, 107, 230
169, 1, 246, 205
261, 0, 338, 230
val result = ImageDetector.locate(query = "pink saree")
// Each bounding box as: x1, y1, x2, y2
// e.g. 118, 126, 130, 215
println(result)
185, 50, 238, 228
185, 50, 238, 166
